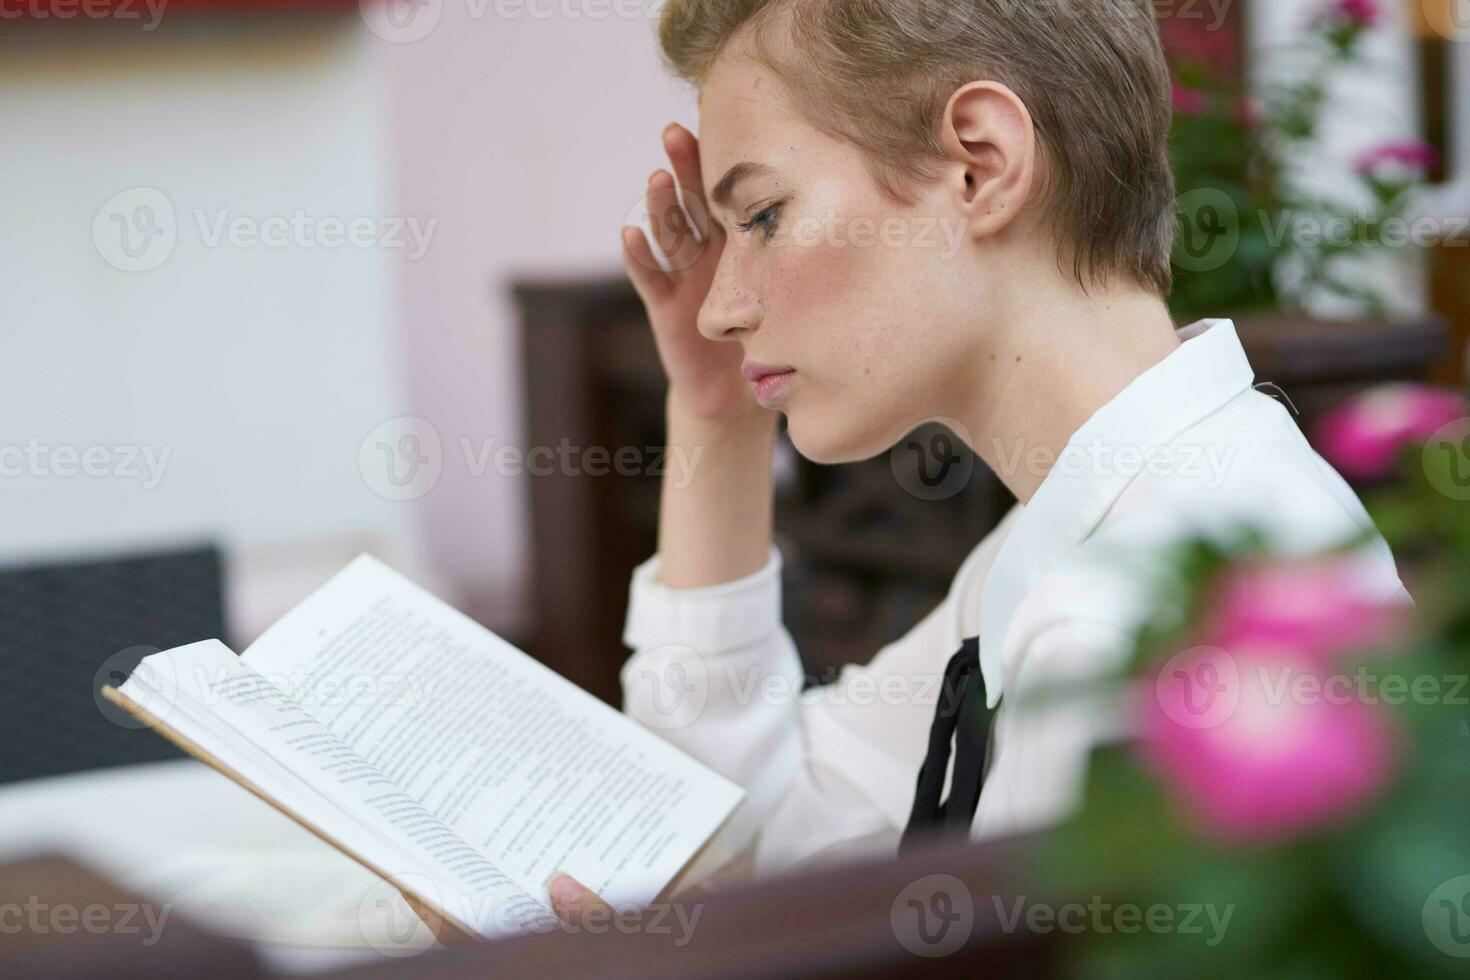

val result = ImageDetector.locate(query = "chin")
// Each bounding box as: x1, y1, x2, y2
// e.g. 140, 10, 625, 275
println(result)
784, 406, 891, 466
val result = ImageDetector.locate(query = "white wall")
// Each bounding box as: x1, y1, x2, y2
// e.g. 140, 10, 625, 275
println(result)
0, 16, 425, 639
370, 1, 695, 631
1247, 0, 1430, 315
0, 7, 695, 641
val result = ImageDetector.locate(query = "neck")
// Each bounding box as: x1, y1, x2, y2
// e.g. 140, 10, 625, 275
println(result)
955, 283, 1181, 503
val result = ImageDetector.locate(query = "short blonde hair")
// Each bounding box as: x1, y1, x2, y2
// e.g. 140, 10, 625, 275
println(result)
658, 0, 1177, 296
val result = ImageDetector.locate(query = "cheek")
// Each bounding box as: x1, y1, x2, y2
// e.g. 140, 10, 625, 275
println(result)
765, 230, 912, 380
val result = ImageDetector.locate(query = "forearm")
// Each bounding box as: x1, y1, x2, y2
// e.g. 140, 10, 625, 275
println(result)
655, 391, 779, 589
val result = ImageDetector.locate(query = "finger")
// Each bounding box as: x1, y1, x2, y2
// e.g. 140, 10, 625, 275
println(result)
547, 872, 613, 925
620, 225, 674, 302
664, 124, 722, 248
646, 170, 711, 275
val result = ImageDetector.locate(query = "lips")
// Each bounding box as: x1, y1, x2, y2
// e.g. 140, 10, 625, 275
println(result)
741, 361, 797, 408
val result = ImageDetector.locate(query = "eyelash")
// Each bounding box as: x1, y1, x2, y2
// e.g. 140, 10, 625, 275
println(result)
736, 202, 783, 242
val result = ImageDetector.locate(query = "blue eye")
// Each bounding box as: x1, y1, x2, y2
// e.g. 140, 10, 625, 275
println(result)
737, 203, 782, 241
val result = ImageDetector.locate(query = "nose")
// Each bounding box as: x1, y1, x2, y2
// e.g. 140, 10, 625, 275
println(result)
696, 252, 761, 343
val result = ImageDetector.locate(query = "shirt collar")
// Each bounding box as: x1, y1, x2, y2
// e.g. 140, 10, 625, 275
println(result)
976, 318, 1257, 707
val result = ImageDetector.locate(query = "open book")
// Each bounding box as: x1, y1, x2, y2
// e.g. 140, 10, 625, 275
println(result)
104, 554, 744, 941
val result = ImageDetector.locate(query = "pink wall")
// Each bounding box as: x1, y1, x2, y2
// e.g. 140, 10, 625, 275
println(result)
373, 4, 696, 633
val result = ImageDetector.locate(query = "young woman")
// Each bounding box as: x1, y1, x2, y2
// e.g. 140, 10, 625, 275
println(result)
544, 0, 1409, 921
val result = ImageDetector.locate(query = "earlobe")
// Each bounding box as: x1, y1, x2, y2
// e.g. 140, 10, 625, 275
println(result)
938, 81, 1036, 240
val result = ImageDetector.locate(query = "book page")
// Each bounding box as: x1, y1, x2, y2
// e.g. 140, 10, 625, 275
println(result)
115, 640, 555, 938
241, 555, 745, 906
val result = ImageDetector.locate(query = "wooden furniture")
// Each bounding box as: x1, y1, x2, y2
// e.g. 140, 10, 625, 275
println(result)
0, 834, 1062, 979
0, 855, 262, 979
515, 275, 1448, 702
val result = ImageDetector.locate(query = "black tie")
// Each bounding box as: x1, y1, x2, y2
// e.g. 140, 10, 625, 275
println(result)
899, 636, 996, 856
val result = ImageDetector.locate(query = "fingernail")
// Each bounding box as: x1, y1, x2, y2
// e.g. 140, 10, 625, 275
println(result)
662, 121, 679, 138
547, 872, 586, 909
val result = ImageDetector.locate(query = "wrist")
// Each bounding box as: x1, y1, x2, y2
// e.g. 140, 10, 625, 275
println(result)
666, 387, 778, 439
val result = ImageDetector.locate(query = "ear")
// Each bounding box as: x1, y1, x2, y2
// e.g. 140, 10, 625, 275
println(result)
937, 81, 1037, 241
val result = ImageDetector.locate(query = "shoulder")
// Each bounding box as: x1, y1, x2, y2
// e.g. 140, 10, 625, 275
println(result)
1002, 389, 1408, 673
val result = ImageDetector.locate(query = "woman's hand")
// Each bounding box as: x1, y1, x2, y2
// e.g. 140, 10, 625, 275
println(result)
622, 123, 756, 424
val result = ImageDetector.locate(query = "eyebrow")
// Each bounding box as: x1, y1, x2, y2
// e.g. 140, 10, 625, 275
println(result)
710, 161, 776, 210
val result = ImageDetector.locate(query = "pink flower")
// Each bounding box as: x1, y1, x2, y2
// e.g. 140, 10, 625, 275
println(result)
1204, 557, 1410, 664
1356, 140, 1441, 181
1316, 383, 1470, 481
1313, 0, 1382, 29
1337, 0, 1381, 26
1172, 83, 1208, 117
1140, 643, 1398, 844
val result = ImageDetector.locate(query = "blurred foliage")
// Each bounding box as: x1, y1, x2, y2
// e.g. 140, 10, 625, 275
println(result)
1165, 1, 1433, 321
1033, 381, 1470, 977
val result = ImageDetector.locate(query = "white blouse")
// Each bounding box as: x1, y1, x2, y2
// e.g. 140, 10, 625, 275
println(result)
617, 319, 1412, 883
